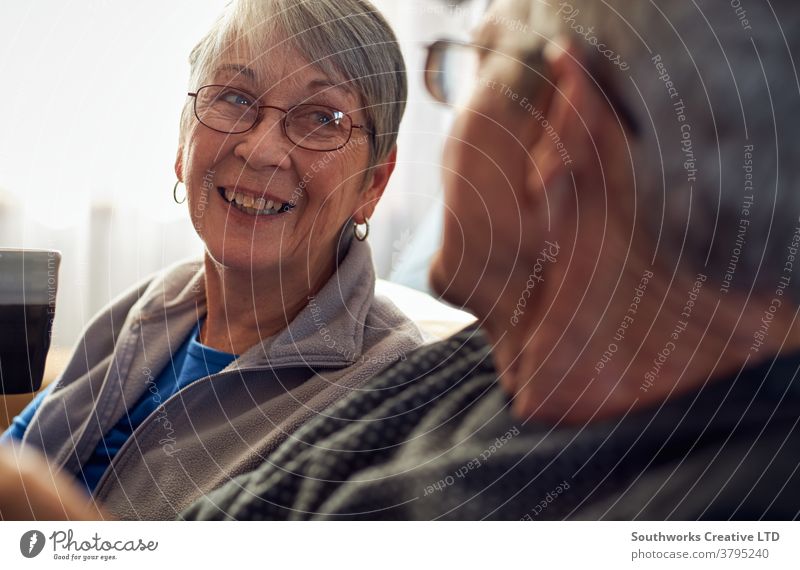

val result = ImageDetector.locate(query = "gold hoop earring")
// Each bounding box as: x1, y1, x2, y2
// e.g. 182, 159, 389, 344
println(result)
173, 180, 187, 204
354, 218, 370, 241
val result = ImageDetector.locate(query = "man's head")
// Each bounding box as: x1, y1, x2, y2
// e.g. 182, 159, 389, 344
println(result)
429, 0, 800, 328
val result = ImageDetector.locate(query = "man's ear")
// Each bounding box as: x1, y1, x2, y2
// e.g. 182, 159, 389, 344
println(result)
174, 147, 184, 183
526, 40, 619, 194
354, 146, 397, 223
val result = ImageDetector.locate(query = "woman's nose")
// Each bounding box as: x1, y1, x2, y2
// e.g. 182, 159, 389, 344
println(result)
233, 110, 292, 171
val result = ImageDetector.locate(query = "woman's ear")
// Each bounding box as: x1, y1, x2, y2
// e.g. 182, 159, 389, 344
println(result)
174, 147, 184, 183
354, 146, 397, 223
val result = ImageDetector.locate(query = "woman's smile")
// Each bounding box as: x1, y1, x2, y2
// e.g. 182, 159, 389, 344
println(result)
216, 186, 295, 218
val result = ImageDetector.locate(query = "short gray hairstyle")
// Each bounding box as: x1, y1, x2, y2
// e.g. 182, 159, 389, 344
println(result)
179, 0, 407, 167
491, 0, 800, 302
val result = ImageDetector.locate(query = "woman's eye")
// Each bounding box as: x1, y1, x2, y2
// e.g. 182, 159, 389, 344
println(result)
220, 91, 253, 106
312, 111, 334, 124
313, 110, 343, 126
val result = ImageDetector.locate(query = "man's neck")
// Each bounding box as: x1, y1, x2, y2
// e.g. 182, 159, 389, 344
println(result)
481, 246, 800, 425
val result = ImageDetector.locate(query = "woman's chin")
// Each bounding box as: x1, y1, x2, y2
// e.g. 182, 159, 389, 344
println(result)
203, 244, 284, 274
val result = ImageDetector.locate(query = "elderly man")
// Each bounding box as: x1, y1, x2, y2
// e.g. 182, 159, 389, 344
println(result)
182, 0, 800, 521
3, 0, 800, 520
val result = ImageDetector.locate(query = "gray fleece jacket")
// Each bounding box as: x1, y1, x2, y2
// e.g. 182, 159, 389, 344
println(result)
20, 239, 423, 520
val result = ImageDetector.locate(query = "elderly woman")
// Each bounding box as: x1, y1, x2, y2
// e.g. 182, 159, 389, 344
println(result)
0, 0, 421, 519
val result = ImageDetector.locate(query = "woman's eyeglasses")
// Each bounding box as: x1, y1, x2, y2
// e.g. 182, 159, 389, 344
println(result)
188, 85, 373, 152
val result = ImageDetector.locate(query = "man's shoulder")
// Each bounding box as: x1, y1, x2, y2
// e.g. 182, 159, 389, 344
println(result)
315, 324, 498, 443
373, 325, 493, 386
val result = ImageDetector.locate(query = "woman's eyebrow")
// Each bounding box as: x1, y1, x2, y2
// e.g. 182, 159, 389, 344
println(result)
303, 78, 357, 104
305, 78, 351, 95
215, 63, 257, 81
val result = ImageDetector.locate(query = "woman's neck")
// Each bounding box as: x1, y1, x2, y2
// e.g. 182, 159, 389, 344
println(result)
199, 254, 336, 354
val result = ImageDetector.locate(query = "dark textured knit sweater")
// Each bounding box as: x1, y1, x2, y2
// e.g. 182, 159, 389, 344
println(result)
183, 326, 800, 520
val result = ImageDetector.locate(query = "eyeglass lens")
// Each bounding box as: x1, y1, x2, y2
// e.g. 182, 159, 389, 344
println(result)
194, 85, 354, 151
426, 42, 480, 106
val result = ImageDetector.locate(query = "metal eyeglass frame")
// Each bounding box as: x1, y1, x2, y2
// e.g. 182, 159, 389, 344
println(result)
188, 84, 374, 152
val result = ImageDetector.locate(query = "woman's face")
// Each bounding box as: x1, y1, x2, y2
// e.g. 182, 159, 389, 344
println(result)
177, 40, 380, 284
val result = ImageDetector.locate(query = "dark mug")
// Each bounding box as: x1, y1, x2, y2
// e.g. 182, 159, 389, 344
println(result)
0, 249, 60, 394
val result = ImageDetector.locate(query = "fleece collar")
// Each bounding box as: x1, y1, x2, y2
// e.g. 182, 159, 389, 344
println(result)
135, 239, 375, 370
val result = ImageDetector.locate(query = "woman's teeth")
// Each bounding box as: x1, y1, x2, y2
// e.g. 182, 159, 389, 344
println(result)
220, 188, 290, 216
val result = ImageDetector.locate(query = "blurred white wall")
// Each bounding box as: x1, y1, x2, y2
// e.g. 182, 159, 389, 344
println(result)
0, 0, 486, 350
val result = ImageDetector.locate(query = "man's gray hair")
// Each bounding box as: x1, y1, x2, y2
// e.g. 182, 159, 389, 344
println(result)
179, 0, 407, 167
498, 0, 800, 302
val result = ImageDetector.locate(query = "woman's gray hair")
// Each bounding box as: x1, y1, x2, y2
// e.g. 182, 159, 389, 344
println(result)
498, 0, 800, 303
179, 0, 407, 167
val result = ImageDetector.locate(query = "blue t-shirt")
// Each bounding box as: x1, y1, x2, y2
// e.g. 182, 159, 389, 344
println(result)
0, 321, 236, 492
